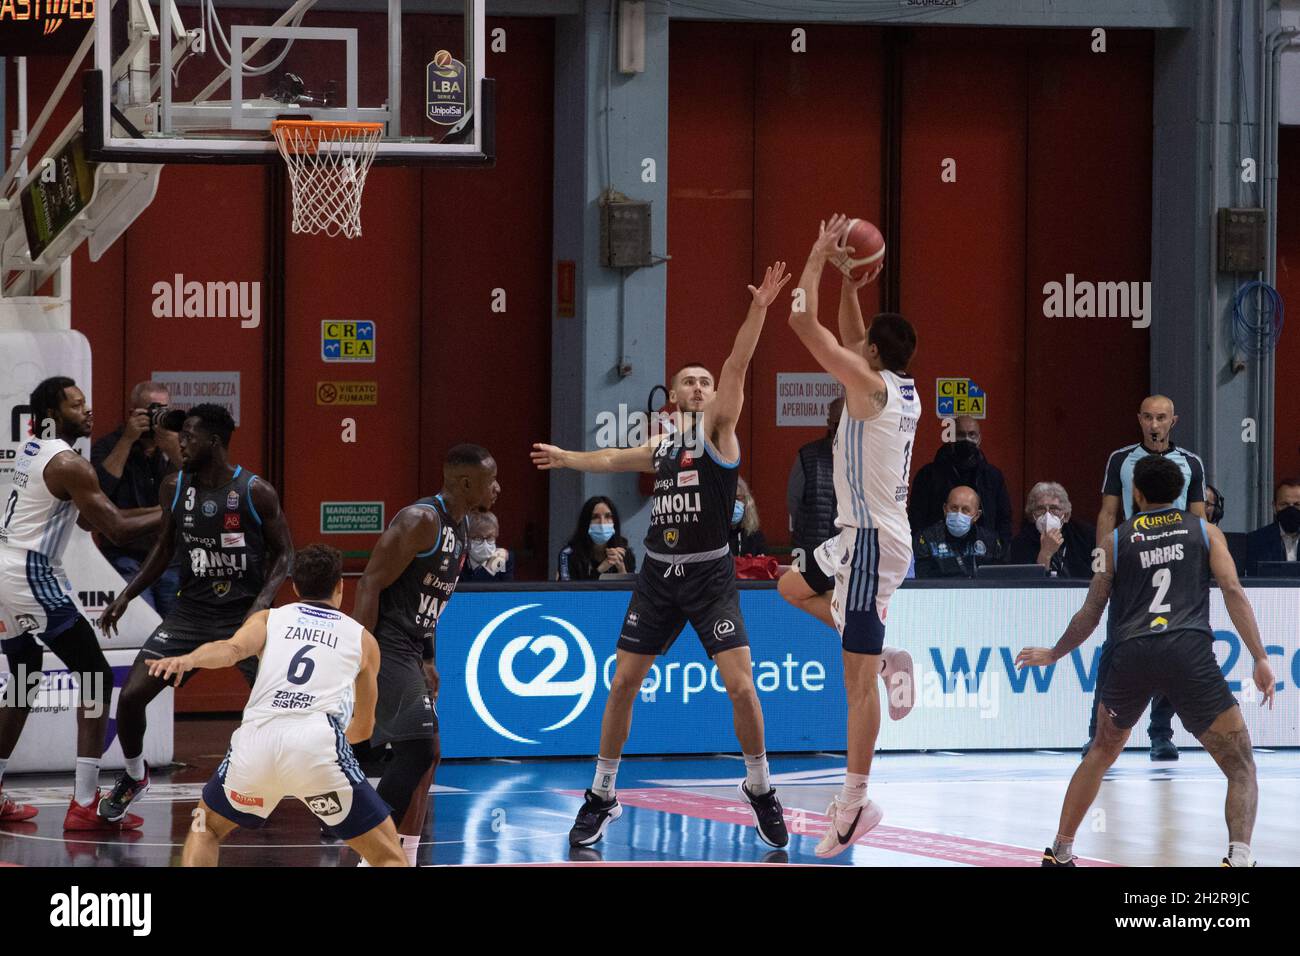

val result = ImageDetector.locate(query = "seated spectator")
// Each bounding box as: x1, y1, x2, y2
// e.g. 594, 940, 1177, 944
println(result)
557, 496, 637, 580
91, 380, 182, 615
1007, 481, 1096, 578
913, 485, 1003, 578
461, 510, 515, 582
730, 477, 767, 557
908, 415, 1011, 548
787, 397, 842, 555
1245, 479, 1300, 575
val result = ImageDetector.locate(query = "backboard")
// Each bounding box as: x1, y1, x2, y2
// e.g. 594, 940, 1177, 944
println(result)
86, 0, 491, 166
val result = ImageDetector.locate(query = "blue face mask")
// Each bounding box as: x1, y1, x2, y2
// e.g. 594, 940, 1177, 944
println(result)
589, 522, 615, 544
732, 501, 746, 526
945, 511, 973, 537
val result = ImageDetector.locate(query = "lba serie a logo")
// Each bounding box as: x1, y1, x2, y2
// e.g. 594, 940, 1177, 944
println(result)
466, 604, 596, 744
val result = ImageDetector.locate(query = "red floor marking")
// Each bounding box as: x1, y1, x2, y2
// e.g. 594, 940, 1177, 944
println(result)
562, 789, 1117, 867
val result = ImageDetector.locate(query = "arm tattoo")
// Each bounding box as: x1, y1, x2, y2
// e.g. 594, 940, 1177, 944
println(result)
871, 390, 888, 412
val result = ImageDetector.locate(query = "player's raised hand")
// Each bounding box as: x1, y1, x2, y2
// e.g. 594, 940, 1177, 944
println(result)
1253, 658, 1277, 709
844, 258, 884, 290
1015, 646, 1057, 669
748, 261, 792, 308
531, 443, 568, 470
812, 214, 853, 260
147, 654, 195, 688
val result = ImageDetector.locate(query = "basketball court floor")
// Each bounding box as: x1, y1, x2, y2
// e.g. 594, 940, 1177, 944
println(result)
1, 717, 1295, 867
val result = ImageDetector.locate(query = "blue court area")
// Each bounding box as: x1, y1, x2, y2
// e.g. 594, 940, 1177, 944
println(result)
1, 720, 1296, 867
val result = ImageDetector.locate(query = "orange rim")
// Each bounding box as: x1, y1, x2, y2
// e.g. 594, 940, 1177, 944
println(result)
270, 120, 384, 155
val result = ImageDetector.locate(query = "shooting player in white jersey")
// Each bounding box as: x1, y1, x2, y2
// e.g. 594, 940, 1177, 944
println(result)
0, 377, 162, 828
149, 544, 405, 867
776, 249, 916, 722
789, 216, 921, 858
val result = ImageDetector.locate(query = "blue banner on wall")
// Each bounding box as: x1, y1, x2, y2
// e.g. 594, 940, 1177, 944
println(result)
436, 588, 846, 759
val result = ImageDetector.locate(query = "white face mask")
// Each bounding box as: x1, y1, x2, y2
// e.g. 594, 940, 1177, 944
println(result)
469, 539, 497, 563
1035, 512, 1064, 535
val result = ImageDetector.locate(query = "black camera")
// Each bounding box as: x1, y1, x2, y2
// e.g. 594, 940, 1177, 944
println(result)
146, 403, 187, 434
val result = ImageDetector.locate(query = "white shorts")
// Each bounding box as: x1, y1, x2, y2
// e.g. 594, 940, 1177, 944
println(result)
204, 713, 390, 839
829, 526, 912, 654
0, 547, 79, 648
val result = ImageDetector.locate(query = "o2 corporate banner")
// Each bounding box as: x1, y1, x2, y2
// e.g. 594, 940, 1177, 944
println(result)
433, 586, 1300, 758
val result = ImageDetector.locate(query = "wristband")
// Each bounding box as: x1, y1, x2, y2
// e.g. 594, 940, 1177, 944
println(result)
422, 637, 435, 661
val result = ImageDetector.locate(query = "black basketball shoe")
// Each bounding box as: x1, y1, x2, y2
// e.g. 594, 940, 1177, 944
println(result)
738, 782, 789, 848
568, 790, 622, 847
1041, 847, 1077, 867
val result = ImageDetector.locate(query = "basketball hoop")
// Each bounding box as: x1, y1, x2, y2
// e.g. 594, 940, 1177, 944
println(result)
270, 120, 383, 239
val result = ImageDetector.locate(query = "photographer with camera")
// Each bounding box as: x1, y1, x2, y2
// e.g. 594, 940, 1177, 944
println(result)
91, 381, 183, 616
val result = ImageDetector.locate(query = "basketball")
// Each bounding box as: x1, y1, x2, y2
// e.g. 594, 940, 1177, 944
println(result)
833, 218, 886, 281
434, 49, 453, 69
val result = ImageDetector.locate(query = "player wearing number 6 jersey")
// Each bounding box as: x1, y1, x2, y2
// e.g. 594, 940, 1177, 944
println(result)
1017, 455, 1275, 868
351, 444, 500, 866
154, 545, 405, 866
788, 215, 921, 858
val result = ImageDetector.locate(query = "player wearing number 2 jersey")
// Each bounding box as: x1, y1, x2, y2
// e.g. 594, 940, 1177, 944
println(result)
151, 545, 405, 866
351, 444, 500, 866
788, 215, 921, 858
1017, 455, 1276, 868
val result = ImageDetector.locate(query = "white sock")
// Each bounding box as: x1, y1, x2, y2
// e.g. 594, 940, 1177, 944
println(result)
398, 833, 420, 866
592, 755, 620, 799
124, 754, 146, 782
1228, 841, 1252, 867
74, 758, 100, 806
1052, 835, 1075, 862
743, 752, 771, 795
837, 772, 868, 810
0, 756, 8, 788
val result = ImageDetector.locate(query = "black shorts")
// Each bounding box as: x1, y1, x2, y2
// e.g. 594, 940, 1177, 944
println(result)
801, 549, 834, 595
372, 640, 438, 746
137, 604, 258, 687
617, 555, 749, 659
1099, 630, 1237, 738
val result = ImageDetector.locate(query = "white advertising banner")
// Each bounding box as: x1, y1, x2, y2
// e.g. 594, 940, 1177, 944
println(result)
1, 330, 171, 771
0, 649, 173, 772
875, 586, 1300, 751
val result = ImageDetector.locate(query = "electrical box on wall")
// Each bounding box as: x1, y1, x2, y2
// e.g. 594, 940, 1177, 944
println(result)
1217, 208, 1267, 272
600, 199, 652, 268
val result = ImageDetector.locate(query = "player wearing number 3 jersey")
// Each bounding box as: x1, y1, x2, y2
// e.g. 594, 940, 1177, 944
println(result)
351, 444, 501, 866
154, 545, 405, 866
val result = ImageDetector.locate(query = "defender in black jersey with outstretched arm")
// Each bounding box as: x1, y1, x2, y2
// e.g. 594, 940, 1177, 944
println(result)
98, 404, 294, 824
532, 262, 792, 851
1017, 455, 1276, 867
351, 444, 500, 867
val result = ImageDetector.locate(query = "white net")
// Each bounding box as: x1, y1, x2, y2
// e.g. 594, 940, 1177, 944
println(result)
271, 122, 383, 239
